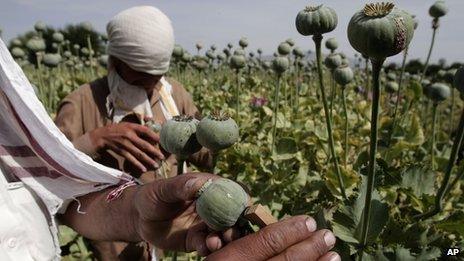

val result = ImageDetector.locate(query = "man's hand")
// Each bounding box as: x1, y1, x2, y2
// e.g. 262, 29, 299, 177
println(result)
89, 122, 165, 172
205, 215, 340, 261
133, 173, 221, 255
133, 173, 339, 260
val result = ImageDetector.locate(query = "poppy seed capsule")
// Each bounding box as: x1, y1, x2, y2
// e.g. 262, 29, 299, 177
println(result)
292, 47, 305, 58
429, 0, 448, 18
81, 22, 93, 32
387, 72, 397, 81
206, 50, 216, 60
196, 178, 249, 231
296, 4, 338, 36
98, 55, 109, 67
42, 53, 62, 68
233, 49, 245, 56
277, 42, 292, 56
230, 55, 246, 70
26, 37, 46, 53
385, 81, 399, 94
52, 32, 64, 43
347, 2, 415, 61
324, 53, 342, 70
11, 38, 22, 47
272, 56, 289, 75
172, 45, 184, 58
11, 47, 25, 59
196, 111, 239, 152
34, 21, 46, 32
182, 52, 192, 63
239, 37, 249, 48
285, 38, 295, 47
334, 64, 354, 86
325, 38, 339, 52
423, 83, 451, 103
159, 115, 202, 159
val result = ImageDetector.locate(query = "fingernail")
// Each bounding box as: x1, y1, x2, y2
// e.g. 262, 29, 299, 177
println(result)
141, 166, 147, 172
328, 252, 341, 261
324, 232, 336, 248
153, 162, 159, 169
305, 218, 317, 232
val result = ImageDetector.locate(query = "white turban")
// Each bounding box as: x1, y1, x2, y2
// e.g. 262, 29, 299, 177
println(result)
107, 6, 174, 75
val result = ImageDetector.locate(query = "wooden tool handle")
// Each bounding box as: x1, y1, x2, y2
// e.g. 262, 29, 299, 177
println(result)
243, 204, 278, 228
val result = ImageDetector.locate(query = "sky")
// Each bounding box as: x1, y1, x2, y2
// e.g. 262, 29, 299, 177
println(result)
0, 0, 463, 64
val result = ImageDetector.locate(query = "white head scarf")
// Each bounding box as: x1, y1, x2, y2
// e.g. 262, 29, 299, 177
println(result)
106, 6, 174, 75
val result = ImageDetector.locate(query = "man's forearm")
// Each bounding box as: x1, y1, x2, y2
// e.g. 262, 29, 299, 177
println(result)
59, 185, 142, 242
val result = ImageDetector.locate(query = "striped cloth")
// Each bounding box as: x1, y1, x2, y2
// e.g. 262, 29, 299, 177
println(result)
0, 37, 135, 220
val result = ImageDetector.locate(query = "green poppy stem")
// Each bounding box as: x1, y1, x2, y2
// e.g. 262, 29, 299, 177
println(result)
420, 19, 438, 82
415, 109, 464, 220
329, 73, 336, 119
390, 46, 409, 143
236, 69, 240, 124
359, 58, 385, 250
430, 104, 438, 170
271, 75, 281, 153
449, 88, 455, 135
364, 58, 370, 99
342, 87, 349, 169
313, 34, 347, 200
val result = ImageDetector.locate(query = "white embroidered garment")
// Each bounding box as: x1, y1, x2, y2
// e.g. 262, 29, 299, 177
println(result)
0, 38, 134, 259
106, 68, 154, 123
106, 68, 180, 124
0, 168, 57, 261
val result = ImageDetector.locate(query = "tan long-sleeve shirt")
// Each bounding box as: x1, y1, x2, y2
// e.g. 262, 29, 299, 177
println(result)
54, 76, 211, 183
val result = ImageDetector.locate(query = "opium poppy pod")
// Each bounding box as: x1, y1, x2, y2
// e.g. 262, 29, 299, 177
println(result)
347, 2, 415, 61
172, 45, 184, 58
26, 37, 46, 52
286, 38, 295, 47
272, 56, 289, 75
385, 81, 399, 94
230, 55, 246, 70
429, 0, 448, 18
295, 4, 338, 36
277, 42, 292, 56
325, 37, 339, 52
239, 37, 249, 48
196, 178, 249, 231
334, 64, 354, 86
159, 115, 202, 159
42, 53, 62, 68
11, 47, 25, 59
324, 53, 342, 70
196, 111, 239, 152
424, 83, 451, 103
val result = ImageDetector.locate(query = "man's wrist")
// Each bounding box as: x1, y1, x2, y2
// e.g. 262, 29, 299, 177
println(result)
88, 127, 105, 151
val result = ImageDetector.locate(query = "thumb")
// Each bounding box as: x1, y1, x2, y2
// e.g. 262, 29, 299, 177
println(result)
135, 173, 218, 220
151, 173, 219, 203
